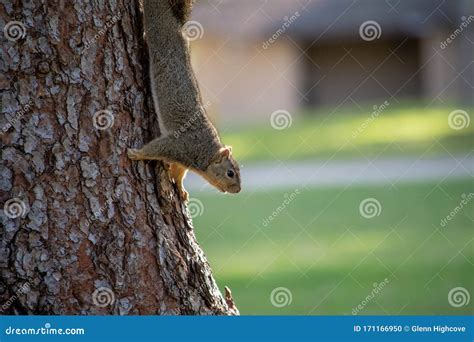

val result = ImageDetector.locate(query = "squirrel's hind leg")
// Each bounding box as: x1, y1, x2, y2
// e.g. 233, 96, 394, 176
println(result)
169, 163, 189, 201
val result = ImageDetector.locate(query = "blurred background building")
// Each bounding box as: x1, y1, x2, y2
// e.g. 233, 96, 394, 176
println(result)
191, 0, 473, 124
186, 0, 473, 316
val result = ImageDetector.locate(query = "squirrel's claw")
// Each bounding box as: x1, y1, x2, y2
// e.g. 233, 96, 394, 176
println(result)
179, 188, 189, 202
168, 163, 189, 201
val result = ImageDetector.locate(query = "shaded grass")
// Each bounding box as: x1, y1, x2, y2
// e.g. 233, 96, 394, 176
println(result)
194, 178, 474, 315
221, 104, 474, 163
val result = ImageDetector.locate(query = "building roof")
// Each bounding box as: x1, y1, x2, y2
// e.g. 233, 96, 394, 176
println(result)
193, 0, 467, 42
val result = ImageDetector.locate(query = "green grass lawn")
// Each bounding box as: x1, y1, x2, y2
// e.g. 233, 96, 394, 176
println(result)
194, 178, 473, 315
221, 104, 474, 163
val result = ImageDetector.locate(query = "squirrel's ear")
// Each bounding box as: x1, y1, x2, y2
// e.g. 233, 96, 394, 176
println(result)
211, 147, 227, 163
220, 146, 231, 158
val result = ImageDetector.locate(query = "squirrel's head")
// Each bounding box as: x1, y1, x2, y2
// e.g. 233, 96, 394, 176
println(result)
204, 146, 241, 194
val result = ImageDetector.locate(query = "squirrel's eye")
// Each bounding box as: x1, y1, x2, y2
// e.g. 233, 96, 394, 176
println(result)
226, 170, 234, 178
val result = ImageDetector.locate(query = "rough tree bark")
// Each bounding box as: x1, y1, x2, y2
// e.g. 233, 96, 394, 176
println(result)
0, 0, 237, 315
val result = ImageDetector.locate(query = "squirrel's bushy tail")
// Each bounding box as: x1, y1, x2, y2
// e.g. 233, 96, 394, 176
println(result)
143, 0, 204, 130
168, 0, 194, 24
143, 0, 193, 30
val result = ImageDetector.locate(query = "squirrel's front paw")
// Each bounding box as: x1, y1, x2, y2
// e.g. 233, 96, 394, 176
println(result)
127, 148, 140, 160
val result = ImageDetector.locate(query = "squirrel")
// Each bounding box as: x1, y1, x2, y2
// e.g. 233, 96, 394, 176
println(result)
127, 0, 241, 201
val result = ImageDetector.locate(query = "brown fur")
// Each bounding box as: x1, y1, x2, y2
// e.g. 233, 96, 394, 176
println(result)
168, 0, 194, 24
128, 0, 241, 199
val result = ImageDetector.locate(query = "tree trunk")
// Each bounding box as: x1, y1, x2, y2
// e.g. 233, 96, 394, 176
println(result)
0, 0, 237, 315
